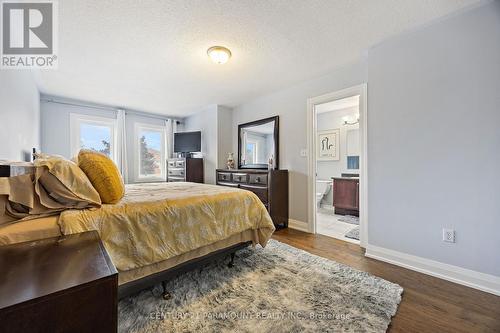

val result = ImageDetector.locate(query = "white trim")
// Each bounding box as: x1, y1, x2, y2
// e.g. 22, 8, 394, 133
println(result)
288, 219, 310, 233
306, 84, 368, 247
366, 244, 500, 296
69, 113, 117, 161
134, 122, 167, 182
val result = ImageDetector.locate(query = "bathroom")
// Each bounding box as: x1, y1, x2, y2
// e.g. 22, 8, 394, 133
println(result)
315, 95, 360, 244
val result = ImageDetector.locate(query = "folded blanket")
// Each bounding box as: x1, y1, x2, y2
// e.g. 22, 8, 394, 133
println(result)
0, 156, 101, 225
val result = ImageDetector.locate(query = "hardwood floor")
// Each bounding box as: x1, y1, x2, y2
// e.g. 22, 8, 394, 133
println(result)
272, 228, 500, 333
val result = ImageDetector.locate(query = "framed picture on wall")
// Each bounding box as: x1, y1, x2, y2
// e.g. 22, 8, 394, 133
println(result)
317, 129, 340, 161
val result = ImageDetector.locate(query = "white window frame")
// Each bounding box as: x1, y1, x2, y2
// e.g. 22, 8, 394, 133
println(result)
134, 122, 166, 182
70, 113, 117, 161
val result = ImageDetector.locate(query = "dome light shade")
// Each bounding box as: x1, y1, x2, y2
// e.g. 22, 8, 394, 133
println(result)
207, 46, 231, 64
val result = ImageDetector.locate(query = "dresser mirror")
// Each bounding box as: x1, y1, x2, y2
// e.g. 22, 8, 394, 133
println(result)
238, 116, 279, 169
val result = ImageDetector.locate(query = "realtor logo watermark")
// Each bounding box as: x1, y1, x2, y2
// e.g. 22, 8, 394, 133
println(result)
1, 0, 58, 69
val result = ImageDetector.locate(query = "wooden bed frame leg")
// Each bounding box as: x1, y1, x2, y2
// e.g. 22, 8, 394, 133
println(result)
161, 281, 172, 300
227, 252, 235, 268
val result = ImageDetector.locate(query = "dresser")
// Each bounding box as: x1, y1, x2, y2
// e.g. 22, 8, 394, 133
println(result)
216, 169, 289, 228
0, 231, 118, 333
167, 158, 204, 183
332, 177, 359, 216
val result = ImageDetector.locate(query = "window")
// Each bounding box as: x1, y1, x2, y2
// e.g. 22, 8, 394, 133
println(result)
347, 156, 359, 170
245, 142, 257, 164
70, 114, 117, 161
135, 123, 166, 181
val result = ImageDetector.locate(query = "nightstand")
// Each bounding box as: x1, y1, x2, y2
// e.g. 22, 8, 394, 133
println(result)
0, 231, 118, 333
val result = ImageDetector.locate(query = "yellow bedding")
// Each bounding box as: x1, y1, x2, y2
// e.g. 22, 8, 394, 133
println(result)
58, 182, 275, 271
0, 215, 61, 245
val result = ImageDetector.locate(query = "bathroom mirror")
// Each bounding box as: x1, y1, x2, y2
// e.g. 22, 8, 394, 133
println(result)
238, 116, 279, 169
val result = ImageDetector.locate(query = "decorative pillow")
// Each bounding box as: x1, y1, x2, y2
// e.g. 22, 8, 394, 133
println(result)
77, 149, 125, 204
34, 154, 101, 208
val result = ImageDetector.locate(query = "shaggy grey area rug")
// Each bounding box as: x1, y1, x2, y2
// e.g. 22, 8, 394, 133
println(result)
345, 227, 360, 240
337, 215, 360, 225
118, 240, 403, 333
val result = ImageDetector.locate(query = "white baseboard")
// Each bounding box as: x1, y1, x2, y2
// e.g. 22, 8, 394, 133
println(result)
288, 219, 310, 233
366, 244, 500, 296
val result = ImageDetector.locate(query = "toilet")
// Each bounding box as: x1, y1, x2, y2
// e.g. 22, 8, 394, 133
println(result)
316, 179, 332, 207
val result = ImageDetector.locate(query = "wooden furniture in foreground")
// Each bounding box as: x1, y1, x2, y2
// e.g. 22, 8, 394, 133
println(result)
273, 228, 500, 333
0, 231, 118, 333
216, 169, 289, 228
332, 177, 359, 216
167, 157, 204, 183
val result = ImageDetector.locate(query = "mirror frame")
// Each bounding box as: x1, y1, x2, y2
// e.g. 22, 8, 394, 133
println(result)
238, 116, 279, 170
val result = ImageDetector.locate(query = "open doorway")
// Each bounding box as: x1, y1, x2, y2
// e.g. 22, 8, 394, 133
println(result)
315, 96, 360, 243
307, 84, 368, 247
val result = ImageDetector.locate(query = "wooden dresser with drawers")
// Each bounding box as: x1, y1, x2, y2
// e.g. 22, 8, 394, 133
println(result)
216, 169, 289, 228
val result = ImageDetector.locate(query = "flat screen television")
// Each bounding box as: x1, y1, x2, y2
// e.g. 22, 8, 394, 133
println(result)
174, 131, 201, 153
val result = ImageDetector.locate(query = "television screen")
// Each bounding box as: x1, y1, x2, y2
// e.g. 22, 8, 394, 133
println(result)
174, 131, 201, 152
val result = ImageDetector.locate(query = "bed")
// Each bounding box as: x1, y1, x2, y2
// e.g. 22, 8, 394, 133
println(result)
0, 181, 275, 298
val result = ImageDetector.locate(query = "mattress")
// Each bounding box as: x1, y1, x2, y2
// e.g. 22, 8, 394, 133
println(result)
0, 215, 61, 246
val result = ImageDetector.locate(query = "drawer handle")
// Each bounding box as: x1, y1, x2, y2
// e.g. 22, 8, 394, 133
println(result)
256, 177, 260, 183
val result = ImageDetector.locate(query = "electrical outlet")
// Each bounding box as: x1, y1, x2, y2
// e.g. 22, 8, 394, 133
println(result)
300, 149, 308, 157
442, 228, 455, 243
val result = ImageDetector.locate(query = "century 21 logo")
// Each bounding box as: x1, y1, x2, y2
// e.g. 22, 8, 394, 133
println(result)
2, 2, 53, 54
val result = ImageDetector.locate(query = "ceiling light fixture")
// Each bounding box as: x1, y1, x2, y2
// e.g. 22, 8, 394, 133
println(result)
207, 46, 231, 64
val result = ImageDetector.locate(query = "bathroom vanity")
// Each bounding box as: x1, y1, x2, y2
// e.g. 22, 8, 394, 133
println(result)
332, 177, 359, 216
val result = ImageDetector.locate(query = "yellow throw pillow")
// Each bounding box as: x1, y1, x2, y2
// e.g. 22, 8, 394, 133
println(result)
77, 150, 125, 204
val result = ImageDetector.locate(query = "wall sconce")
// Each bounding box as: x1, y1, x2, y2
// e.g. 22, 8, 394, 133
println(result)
343, 115, 359, 126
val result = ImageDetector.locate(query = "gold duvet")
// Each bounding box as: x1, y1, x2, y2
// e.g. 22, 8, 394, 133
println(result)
59, 182, 275, 271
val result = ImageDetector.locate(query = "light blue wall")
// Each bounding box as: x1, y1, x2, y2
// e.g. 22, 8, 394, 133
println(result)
0, 71, 40, 161
183, 105, 218, 184
367, 1, 500, 276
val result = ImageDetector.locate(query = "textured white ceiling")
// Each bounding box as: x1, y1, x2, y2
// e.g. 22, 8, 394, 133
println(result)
35, 0, 479, 116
